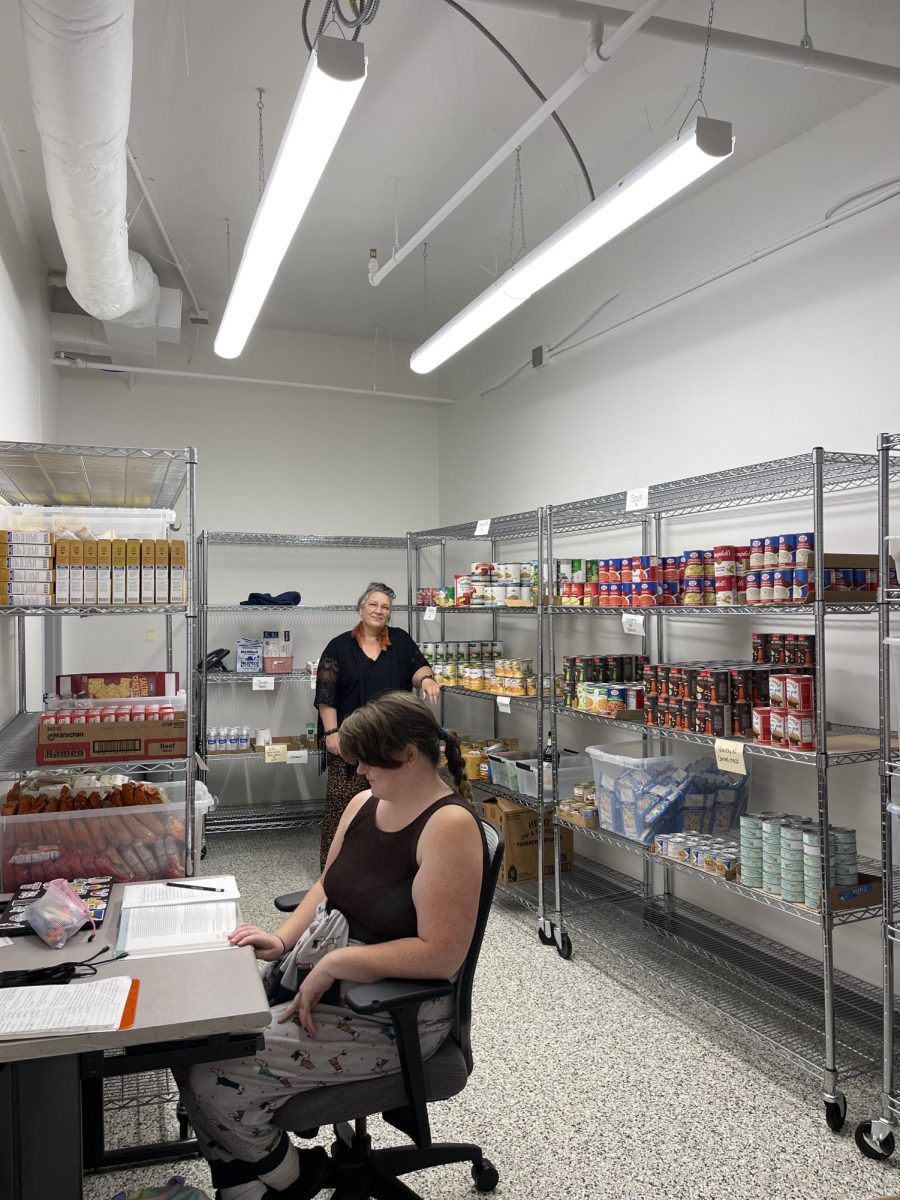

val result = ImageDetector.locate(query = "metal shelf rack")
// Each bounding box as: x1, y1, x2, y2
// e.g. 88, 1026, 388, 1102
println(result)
0, 440, 198, 864
855, 433, 900, 1160
542, 446, 900, 1132
197, 530, 409, 833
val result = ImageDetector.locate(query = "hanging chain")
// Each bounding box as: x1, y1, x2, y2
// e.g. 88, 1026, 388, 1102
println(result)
800, 0, 814, 50
695, 0, 716, 114
423, 242, 429, 314
507, 147, 527, 267
225, 218, 232, 288
257, 88, 266, 200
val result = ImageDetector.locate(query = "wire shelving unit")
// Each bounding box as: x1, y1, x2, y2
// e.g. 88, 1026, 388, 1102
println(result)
0, 440, 198, 860
541, 447, 900, 1132
197, 530, 409, 834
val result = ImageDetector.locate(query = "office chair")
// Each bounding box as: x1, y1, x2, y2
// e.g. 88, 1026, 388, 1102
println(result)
271, 818, 503, 1200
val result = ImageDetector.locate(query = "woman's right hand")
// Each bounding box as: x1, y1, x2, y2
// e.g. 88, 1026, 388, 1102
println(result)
325, 731, 341, 756
229, 923, 285, 961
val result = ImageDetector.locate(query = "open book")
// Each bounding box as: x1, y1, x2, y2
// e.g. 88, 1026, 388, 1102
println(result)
121, 876, 240, 908
0, 975, 135, 1040
115, 900, 238, 957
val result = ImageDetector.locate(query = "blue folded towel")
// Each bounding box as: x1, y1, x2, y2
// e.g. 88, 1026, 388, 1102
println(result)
239, 591, 301, 606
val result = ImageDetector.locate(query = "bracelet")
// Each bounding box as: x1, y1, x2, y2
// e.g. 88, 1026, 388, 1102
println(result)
274, 934, 286, 955
323, 728, 339, 736
421, 674, 435, 683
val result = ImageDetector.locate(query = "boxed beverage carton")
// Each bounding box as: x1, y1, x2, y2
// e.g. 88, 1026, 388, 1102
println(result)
83, 538, 98, 605
155, 539, 169, 604
169, 539, 186, 604
69, 539, 84, 605
480, 795, 574, 885
112, 539, 127, 605
140, 539, 155, 604
126, 539, 141, 604
97, 539, 112, 604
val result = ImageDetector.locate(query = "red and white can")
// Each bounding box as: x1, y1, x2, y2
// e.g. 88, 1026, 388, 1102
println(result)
769, 708, 789, 744
785, 675, 815, 711
752, 706, 772, 743
786, 710, 815, 750
713, 546, 736, 577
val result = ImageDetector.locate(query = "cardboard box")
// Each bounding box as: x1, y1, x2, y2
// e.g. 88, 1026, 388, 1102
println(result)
69, 539, 84, 605
2, 544, 53, 559
126, 539, 141, 604
4, 531, 51, 544
169, 539, 186, 604
54, 538, 69, 605
97, 539, 112, 605
155, 539, 169, 604
1, 554, 54, 569
83, 538, 98, 605
0, 595, 53, 607
0, 582, 52, 595
140, 539, 155, 604
56, 671, 180, 699
480, 795, 574, 885
818, 871, 883, 913
112, 539, 127, 605
37, 718, 187, 766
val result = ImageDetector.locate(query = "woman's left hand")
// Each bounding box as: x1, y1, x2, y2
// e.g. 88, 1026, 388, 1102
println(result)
276, 961, 335, 1037
421, 677, 442, 705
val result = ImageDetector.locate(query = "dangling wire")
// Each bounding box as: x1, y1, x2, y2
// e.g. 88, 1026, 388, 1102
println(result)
257, 88, 266, 200
302, 0, 379, 52
800, 0, 814, 50
678, 0, 717, 134
507, 147, 527, 268
225, 217, 233, 289
423, 242, 429, 315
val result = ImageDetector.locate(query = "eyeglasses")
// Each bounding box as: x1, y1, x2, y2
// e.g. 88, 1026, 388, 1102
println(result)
366, 601, 392, 613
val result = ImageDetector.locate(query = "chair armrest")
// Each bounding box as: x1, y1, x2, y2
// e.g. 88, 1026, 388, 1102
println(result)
344, 978, 453, 1015
274, 889, 308, 913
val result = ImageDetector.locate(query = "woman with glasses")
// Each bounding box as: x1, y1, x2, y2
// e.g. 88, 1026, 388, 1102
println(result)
314, 582, 441, 867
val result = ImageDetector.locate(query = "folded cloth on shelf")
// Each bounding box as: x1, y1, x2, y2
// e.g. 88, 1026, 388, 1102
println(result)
239, 591, 301, 606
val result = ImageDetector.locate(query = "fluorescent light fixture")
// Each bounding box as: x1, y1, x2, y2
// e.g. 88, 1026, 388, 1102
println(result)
410, 116, 734, 375
215, 37, 367, 359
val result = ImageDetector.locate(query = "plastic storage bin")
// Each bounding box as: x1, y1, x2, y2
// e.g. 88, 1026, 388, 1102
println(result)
586, 740, 749, 842
515, 754, 593, 800
488, 747, 538, 791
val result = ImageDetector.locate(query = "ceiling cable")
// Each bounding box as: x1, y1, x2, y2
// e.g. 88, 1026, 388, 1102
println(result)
257, 88, 266, 200
423, 242, 429, 314
225, 217, 233, 288
507, 147, 527, 267
800, 0, 814, 51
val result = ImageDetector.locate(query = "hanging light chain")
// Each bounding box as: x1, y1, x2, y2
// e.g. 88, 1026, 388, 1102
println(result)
225, 217, 232, 288
508, 146, 526, 266
257, 88, 266, 200
423, 242, 429, 313
695, 0, 717, 113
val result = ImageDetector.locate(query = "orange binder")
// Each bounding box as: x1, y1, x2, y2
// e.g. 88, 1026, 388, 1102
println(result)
118, 978, 141, 1030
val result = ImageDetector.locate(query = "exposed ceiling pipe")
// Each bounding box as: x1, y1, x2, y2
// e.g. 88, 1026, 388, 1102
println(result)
474, 0, 900, 87
19, 0, 161, 361
370, 0, 666, 287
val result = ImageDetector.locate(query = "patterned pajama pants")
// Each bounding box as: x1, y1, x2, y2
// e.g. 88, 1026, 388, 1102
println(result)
174, 991, 453, 1166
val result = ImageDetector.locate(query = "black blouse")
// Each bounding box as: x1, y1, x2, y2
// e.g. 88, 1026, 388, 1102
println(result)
314, 627, 429, 729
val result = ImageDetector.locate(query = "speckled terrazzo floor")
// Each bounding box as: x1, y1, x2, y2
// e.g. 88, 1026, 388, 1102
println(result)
84, 829, 900, 1200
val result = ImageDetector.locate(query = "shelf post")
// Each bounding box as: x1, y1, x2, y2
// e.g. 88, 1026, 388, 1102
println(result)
878, 432, 896, 1119
183, 448, 198, 877
16, 613, 26, 715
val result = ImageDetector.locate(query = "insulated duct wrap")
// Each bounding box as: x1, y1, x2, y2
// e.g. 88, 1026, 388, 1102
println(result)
19, 0, 158, 325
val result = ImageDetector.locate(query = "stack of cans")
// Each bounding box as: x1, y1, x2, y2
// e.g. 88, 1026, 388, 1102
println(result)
803, 827, 832, 909
831, 827, 859, 888
761, 814, 786, 895
739, 814, 763, 888
780, 821, 810, 904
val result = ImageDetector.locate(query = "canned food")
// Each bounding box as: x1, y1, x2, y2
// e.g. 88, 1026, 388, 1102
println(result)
759, 571, 775, 604
749, 538, 765, 569
470, 561, 493, 578
764, 536, 780, 569
464, 666, 484, 690
785, 675, 815, 710
752, 706, 772, 743
769, 708, 789, 744
626, 685, 644, 710
683, 551, 704, 579
713, 546, 736, 577
773, 568, 793, 603
662, 556, 680, 583
735, 547, 751, 576
795, 534, 815, 567
715, 578, 736, 606
702, 550, 716, 580
683, 578, 704, 606
768, 674, 788, 708
792, 568, 814, 603
778, 534, 797, 566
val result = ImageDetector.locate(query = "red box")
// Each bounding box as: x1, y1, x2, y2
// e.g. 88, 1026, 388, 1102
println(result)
37, 718, 187, 765
56, 672, 180, 700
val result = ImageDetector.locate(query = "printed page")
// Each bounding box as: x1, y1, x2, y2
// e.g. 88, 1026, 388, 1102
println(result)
0, 976, 132, 1039
118, 900, 238, 955
122, 876, 240, 908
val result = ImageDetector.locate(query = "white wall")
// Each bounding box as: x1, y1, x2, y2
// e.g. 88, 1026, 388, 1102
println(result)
435, 86, 900, 987
55, 328, 442, 806
0, 122, 57, 723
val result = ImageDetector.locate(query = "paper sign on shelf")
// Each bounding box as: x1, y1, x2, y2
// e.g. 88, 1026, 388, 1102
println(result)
714, 739, 747, 775
621, 612, 645, 637
286, 749, 309, 764
264, 743, 288, 764
625, 486, 649, 512
252, 676, 275, 691
474, 518, 491, 537
497, 695, 512, 714
423, 606, 437, 622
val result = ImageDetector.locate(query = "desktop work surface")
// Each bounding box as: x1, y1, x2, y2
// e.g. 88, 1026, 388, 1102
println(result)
0, 883, 272, 1200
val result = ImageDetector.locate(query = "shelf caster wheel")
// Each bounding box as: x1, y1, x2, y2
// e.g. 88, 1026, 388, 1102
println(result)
825, 1095, 847, 1133
176, 1101, 191, 1141
200, 843, 208, 860
538, 925, 555, 946
855, 1122, 895, 1160
556, 931, 573, 960
471, 1159, 499, 1192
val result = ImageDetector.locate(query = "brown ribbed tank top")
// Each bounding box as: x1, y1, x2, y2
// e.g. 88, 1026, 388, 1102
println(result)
323, 793, 487, 944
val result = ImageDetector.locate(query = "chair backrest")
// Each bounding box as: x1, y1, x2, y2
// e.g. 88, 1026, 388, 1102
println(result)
450, 817, 504, 1074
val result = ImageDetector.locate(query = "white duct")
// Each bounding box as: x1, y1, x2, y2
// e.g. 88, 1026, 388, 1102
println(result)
19, 0, 159, 333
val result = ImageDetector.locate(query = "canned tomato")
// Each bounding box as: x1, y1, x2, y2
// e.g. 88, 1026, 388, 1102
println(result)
608, 582, 624, 607
759, 570, 775, 604
662, 556, 680, 583
633, 581, 658, 607
764, 536, 780, 569
683, 551, 704, 579
749, 538, 766, 569
773, 568, 793, 603
618, 558, 632, 584
786, 675, 815, 710
605, 558, 620, 583
599, 584, 610, 606
597, 560, 610, 584
795, 533, 815, 567
787, 711, 815, 750
714, 546, 736, 577
752, 706, 772, 743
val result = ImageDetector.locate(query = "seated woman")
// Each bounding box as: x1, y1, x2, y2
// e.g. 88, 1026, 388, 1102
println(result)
175, 691, 487, 1200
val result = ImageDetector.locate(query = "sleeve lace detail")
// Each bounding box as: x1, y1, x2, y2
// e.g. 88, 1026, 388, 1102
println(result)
315, 653, 339, 709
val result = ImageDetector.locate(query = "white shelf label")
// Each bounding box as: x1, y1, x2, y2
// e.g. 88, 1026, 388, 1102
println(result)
621, 612, 645, 637
497, 695, 512, 714
252, 676, 275, 691
714, 738, 747, 775
195, 752, 209, 771
625, 485, 649, 512
264, 743, 289, 764
474, 518, 491, 537
286, 749, 309, 764
423, 605, 437, 622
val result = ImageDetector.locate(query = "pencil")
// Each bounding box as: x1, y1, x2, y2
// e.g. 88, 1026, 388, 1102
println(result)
165, 881, 225, 893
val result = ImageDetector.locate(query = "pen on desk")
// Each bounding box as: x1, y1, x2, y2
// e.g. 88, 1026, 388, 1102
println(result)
165, 882, 225, 893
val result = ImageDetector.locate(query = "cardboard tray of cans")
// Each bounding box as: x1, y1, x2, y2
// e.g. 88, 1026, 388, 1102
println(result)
738, 868, 883, 912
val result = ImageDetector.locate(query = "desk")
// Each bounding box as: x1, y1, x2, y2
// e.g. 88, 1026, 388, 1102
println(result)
0, 884, 271, 1200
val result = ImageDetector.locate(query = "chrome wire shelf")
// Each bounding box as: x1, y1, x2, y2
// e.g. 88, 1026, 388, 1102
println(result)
553, 705, 882, 765
439, 684, 539, 708
205, 751, 313, 766
206, 801, 324, 833
413, 606, 537, 617
0, 441, 189, 509
0, 713, 188, 779
549, 603, 877, 618
206, 672, 314, 684
470, 778, 542, 813
411, 509, 541, 546
206, 532, 407, 549
494, 857, 641, 917
205, 603, 366, 613
0, 605, 188, 618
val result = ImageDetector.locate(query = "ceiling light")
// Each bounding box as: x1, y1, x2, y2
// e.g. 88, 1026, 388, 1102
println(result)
410, 116, 734, 375
215, 37, 367, 359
